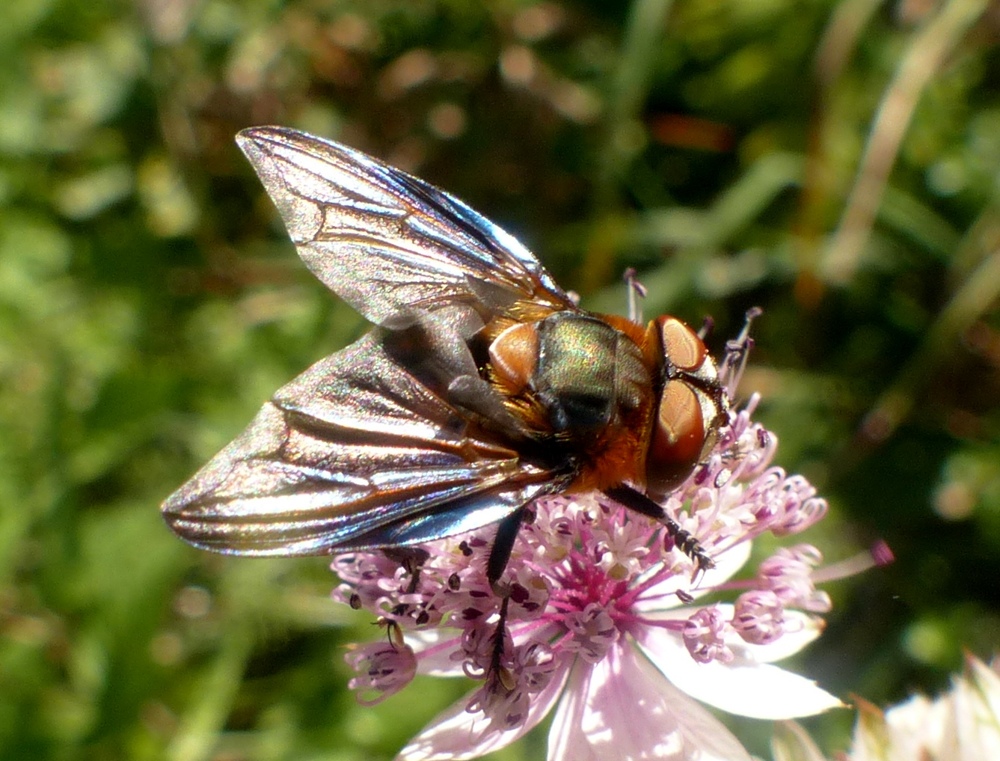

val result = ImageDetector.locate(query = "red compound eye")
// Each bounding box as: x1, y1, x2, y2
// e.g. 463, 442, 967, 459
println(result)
656, 316, 707, 372
646, 379, 707, 494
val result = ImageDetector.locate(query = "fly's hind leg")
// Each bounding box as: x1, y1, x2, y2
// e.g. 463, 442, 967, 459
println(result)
484, 506, 527, 691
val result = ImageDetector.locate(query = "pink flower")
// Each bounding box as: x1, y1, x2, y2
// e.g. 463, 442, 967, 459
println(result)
332, 394, 853, 760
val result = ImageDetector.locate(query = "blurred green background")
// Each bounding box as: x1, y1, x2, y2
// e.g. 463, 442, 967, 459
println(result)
2, 0, 999, 758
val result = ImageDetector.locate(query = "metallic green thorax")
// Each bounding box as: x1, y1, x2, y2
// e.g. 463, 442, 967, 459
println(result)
534, 314, 648, 434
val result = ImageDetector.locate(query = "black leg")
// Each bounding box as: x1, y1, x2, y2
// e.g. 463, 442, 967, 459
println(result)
603, 485, 715, 572
487, 506, 526, 590
489, 595, 515, 691
481, 507, 528, 691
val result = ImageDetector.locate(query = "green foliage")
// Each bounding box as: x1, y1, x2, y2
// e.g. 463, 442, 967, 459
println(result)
1, 0, 998, 758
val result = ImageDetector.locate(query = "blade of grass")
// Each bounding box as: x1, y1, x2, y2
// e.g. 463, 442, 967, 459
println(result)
583, 0, 676, 291
858, 244, 1000, 445
167, 626, 254, 761
821, 0, 989, 285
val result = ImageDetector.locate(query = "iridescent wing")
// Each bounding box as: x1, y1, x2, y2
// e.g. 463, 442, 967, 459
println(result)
236, 126, 575, 327
164, 128, 577, 556
163, 333, 566, 556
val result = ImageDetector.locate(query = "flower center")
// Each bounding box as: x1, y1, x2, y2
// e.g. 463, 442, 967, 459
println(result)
538, 552, 645, 662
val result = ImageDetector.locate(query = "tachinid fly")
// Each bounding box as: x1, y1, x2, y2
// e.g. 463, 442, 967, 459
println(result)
162, 127, 731, 594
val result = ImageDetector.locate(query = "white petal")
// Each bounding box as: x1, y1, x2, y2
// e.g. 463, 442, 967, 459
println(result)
966, 654, 1000, 724
547, 641, 752, 761
408, 629, 466, 677
950, 657, 1000, 761
637, 627, 844, 719
860, 655, 1000, 761
702, 538, 753, 587
737, 610, 824, 662
771, 720, 831, 761
548, 662, 599, 761
397, 662, 569, 761
881, 694, 945, 760
636, 541, 752, 612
